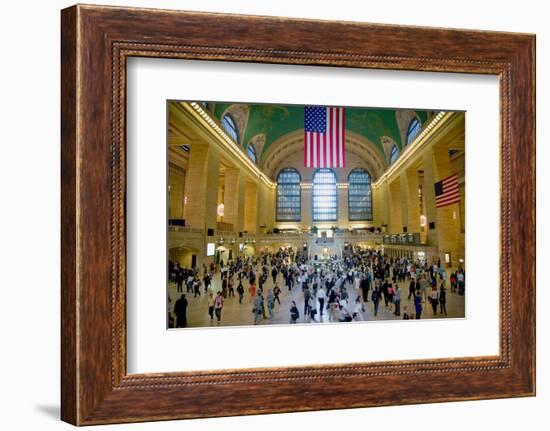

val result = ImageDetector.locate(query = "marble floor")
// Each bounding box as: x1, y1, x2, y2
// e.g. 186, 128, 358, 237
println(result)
167, 268, 465, 329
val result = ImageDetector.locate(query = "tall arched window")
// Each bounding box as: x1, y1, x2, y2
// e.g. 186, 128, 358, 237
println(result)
246, 144, 257, 163
348, 168, 372, 221
390, 145, 399, 164
313, 168, 337, 222
406, 117, 421, 145
221, 114, 239, 143
276, 168, 301, 221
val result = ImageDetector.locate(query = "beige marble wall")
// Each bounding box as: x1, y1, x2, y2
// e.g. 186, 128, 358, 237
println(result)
243, 181, 259, 234
402, 167, 421, 233
168, 166, 185, 219
183, 143, 219, 231
389, 179, 402, 233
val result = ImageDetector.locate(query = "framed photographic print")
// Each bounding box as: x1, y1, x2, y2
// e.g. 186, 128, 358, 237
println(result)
61, 4, 535, 425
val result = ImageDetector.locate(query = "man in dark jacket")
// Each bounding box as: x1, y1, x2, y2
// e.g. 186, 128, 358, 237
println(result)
360, 276, 369, 302
271, 266, 278, 283
371, 287, 380, 317
174, 294, 188, 328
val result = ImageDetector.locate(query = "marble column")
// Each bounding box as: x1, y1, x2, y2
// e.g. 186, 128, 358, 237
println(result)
374, 181, 390, 231
224, 167, 246, 233
183, 143, 219, 231
401, 167, 421, 233
244, 180, 259, 234
422, 148, 438, 248
301, 185, 312, 229
168, 166, 185, 219
389, 179, 402, 233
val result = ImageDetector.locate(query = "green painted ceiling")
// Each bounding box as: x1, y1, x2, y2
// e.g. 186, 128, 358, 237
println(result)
212, 102, 429, 160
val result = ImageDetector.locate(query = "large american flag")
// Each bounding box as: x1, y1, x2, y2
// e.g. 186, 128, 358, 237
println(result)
434, 174, 461, 208
304, 106, 346, 168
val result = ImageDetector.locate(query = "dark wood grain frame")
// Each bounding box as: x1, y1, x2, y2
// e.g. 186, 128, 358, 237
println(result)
61, 4, 536, 426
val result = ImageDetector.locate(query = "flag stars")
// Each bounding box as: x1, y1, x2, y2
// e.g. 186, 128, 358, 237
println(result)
305, 106, 327, 133
304, 106, 345, 169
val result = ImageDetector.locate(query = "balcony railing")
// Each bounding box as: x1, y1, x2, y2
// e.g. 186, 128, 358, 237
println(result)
168, 227, 384, 244
216, 222, 234, 232
315, 237, 335, 244
168, 226, 203, 234
383, 233, 422, 246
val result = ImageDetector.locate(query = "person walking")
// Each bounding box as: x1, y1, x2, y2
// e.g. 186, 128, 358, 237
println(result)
236, 281, 244, 304
353, 296, 364, 321
207, 291, 215, 320
408, 278, 416, 300
221, 275, 228, 297
418, 275, 428, 302
307, 295, 318, 322
203, 273, 211, 293
193, 277, 201, 297
214, 291, 224, 322
286, 273, 293, 291
174, 294, 188, 328
176, 270, 183, 293
430, 286, 439, 315
371, 286, 381, 317
253, 293, 264, 325
316, 285, 326, 317
271, 266, 278, 284
414, 289, 423, 319
457, 270, 465, 295
439, 284, 448, 316
289, 300, 300, 324
450, 272, 457, 293
360, 276, 370, 302
387, 282, 394, 312
248, 280, 257, 300
303, 286, 311, 318
227, 276, 235, 297
266, 289, 275, 320
273, 284, 281, 305
381, 280, 390, 309
394, 285, 402, 316
186, 274, 194, 293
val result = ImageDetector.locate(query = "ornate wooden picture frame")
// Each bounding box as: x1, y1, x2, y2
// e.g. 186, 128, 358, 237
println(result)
61, 4, 535, 425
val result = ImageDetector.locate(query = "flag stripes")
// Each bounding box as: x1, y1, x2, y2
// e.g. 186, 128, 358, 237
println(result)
434, 174, 461, 208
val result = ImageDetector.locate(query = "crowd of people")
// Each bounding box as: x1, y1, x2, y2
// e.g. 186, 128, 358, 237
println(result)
168, 247, 465, 328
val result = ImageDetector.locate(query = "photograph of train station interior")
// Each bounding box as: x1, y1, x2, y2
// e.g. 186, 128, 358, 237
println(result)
167, 101, 465, 329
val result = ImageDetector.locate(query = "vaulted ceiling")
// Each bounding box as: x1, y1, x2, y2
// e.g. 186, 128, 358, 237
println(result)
211, 102, 430, 163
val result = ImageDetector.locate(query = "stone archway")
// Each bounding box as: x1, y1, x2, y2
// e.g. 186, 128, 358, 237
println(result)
261, 129, 388, 182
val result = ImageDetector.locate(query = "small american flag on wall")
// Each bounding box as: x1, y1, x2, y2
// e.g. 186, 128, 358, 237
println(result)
434, 174, 461, 208
304, 106, 346, 168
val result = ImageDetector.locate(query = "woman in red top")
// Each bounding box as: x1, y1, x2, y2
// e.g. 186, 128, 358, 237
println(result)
249, 281, 257, 300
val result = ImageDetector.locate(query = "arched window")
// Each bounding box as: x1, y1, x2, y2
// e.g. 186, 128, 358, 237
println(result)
276, 168, 301, 221
246, 144, 257, 163
348, 168, 372, 221
313, 168, 337, 222
406, 117, 421, 145
221, 114, 239, 143
390, 145, 399, 164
